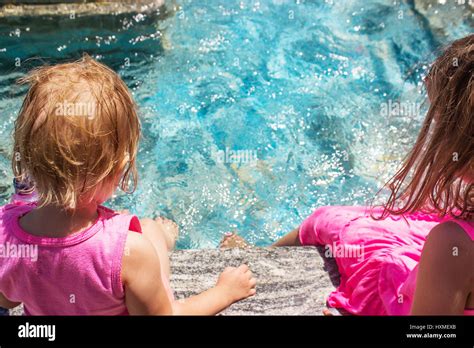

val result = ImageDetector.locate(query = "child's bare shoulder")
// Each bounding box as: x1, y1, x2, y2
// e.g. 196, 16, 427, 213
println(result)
417, 221, 473, 294
124, 231, 157, 260
428, 221, 473, 246
122, 231, 160, 285
425, 221, 473, 272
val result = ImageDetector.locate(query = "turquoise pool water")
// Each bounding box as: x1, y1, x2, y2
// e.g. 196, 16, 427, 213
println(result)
0, 1, 472, 248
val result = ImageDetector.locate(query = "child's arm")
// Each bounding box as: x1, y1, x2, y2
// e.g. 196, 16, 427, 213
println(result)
0, 292, 21, 309
122, 232, 257, 315
171, 265, 256, 315
122, 232, 173, 315
411, 222, 473, 315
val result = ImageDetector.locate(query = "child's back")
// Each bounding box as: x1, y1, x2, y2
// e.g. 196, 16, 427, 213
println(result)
0, 203, 141, 315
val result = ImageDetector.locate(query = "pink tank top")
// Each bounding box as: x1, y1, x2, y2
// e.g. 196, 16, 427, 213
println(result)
0, 202, 142, 315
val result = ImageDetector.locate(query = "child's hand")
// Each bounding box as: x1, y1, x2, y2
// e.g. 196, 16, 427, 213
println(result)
216, 264, 257, 303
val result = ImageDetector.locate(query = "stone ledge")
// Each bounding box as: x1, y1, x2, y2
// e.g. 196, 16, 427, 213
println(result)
170, 246, 338, 315
8, 246, 339, 316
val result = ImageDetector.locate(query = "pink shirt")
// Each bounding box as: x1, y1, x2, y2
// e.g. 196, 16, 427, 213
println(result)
0, 202, 141, 315
299, 206, 474, 315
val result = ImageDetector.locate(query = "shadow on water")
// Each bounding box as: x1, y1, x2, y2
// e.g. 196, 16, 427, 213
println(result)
0, 6, 174, 94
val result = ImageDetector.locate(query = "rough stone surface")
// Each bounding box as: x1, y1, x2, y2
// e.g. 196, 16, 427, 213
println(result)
7, 246, 340, 316
170, 246, 339, 315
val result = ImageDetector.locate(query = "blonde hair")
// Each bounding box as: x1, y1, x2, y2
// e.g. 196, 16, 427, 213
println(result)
378, 34, 474, 220
12, 54, 141, 210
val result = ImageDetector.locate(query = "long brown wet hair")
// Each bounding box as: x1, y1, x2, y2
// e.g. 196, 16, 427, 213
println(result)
377, 34, 474, 220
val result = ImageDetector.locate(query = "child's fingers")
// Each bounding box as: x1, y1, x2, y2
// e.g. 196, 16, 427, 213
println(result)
249, 278, 257, 288
238, 264, 249, 272
322, 308, 333, 316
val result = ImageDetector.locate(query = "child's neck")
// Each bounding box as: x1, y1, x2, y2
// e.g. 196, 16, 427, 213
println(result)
19, 203, 100, 238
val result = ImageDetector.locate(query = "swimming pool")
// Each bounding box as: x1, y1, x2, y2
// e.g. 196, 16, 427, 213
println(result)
0, 1, 472, 248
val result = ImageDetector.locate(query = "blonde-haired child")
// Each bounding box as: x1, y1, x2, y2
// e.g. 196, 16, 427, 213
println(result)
0, 55, 256, 315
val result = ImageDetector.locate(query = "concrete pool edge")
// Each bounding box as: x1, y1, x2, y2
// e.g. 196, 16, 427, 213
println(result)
8, 246, 340, 316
